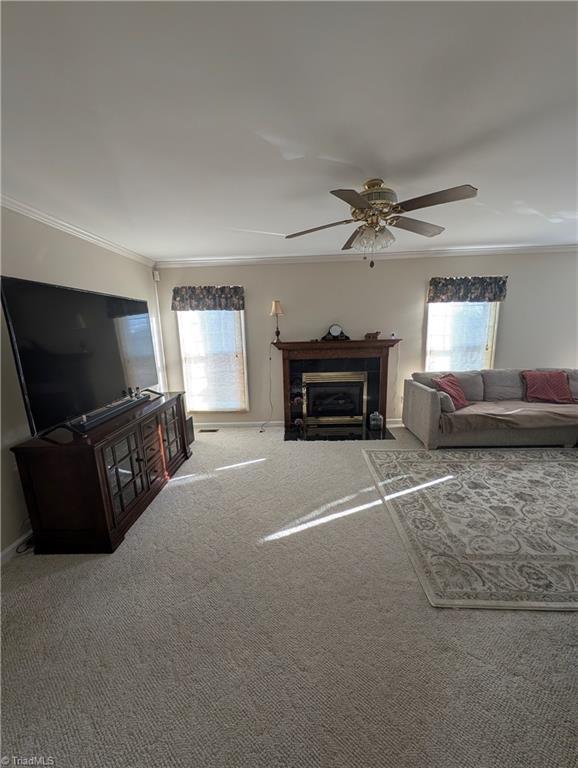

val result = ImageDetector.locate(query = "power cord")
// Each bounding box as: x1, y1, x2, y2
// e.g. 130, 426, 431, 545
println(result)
395, 341, 401, 413
15, 535, 34, 554
259, 342, 275, 432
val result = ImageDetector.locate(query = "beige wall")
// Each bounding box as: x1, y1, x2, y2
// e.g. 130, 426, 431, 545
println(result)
1, 208, 163, 551
158, 249, 577, 424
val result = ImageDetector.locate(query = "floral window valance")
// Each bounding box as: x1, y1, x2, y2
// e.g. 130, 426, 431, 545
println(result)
171, 285, 245, 311
427, 276, 508, 303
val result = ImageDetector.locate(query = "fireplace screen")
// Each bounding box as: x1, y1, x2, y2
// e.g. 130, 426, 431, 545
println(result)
302, 372, 368, 425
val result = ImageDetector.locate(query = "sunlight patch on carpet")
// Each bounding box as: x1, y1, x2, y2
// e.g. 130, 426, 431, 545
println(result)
261, 476, 453, 543
215, 458, 267, 471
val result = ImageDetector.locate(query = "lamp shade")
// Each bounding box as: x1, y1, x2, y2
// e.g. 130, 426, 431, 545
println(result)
270, 300, 285, 317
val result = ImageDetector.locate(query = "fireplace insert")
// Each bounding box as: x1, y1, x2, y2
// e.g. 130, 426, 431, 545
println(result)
302, 372, 368, 426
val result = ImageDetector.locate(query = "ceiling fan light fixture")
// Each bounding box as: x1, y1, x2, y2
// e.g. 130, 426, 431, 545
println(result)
353, 225, 395, 253
353, 225, 375, 251
375, 225, 396, 250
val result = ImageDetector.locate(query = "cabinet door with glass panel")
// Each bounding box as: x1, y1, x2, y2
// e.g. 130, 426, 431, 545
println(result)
160, 402, 182, 465
102, 429, 147, 524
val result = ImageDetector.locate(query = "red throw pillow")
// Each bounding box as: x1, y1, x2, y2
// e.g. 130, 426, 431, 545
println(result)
522, 370, 574, 404
432, 374, 470, 410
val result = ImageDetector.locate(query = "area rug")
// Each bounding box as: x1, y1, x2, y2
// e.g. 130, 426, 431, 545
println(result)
363, 447, 578, 610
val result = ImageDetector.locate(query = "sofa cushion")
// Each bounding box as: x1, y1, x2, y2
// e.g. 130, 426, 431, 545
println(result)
522, 370, 574, 404
440, 400, 578, 434
412, 370, 484, 401
482, 369, 524, 400
432, 374, 469, 410
537, 369, 578, 401
439, 392, 456, 413
570, 371, 578, 401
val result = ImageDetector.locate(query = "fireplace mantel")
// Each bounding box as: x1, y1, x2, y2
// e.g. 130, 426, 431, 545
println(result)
273, 338, 402, 433
273, 339, 401, 355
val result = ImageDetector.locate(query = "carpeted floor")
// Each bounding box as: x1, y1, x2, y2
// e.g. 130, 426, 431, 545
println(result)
2, 428, 577, 768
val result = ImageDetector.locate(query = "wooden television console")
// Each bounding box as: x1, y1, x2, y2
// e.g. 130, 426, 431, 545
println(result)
11, 392, 191, 554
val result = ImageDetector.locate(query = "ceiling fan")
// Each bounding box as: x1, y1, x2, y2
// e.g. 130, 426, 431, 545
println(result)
286, 179, 478, 266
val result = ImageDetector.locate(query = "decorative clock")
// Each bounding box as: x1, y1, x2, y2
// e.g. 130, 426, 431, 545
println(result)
321, 324, 350, 341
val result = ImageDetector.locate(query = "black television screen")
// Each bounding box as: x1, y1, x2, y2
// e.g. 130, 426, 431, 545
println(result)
2, 277, 159, 434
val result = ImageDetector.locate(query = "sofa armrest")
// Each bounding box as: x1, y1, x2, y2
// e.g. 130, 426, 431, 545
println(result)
402, 379, 441, 449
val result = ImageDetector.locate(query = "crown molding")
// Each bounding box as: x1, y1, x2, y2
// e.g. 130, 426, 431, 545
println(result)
154, 243, 577, 269
1, 196, 154, 267
3, 195, 574, 270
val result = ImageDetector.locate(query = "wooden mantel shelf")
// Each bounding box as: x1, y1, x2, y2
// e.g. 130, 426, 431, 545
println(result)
273, 338, 402, 430
273, 339, 401, 352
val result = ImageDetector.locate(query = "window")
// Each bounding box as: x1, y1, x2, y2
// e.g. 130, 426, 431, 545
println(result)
177, 310, 249, 412
425, 302, 499, 371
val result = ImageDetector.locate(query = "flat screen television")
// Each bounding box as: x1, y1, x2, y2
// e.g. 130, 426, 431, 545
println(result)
2, 277, 159, 435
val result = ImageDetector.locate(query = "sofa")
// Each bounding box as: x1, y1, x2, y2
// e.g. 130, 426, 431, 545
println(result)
403, 368, 578, 449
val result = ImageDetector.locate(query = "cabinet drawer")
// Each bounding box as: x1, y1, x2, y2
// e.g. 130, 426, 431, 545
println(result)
143, 439, 162, 464
147, 458, 166, 487
141, 416, 159, 444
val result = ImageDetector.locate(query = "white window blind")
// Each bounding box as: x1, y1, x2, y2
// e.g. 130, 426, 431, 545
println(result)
177, 309, 249, 412
425, 302, 499, 371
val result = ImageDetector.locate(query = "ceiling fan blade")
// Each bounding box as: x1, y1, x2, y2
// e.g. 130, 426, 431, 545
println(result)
397, 184, 478, 213
390, 216, 445, 237
330, 189, 371, 209
225, 226, 286, 237
342, 226, 364, 250
285, 218, 355, 239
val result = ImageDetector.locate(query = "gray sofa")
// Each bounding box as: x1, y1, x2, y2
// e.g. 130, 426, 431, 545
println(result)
403, 368, 578, 449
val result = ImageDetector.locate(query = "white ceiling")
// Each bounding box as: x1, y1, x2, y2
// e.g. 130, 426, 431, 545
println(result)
2, 2, 577, 263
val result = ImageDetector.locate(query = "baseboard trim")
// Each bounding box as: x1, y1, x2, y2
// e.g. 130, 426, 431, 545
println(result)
1, 529, 33, 564
387, 419, 403, 427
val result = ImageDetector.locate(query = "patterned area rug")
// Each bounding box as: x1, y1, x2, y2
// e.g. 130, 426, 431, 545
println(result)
364, 447, 578, 610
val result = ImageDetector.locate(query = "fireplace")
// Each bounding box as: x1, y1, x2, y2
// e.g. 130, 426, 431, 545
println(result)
273, 338, 401, 440
302, 372, 367, 426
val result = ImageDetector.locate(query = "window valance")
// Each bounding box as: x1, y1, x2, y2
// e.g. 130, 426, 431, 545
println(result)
427, 276, 508, 303
171, 285, 245, 311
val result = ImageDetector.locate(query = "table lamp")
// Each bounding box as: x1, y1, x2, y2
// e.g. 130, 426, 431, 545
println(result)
270, 300, 285, 342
